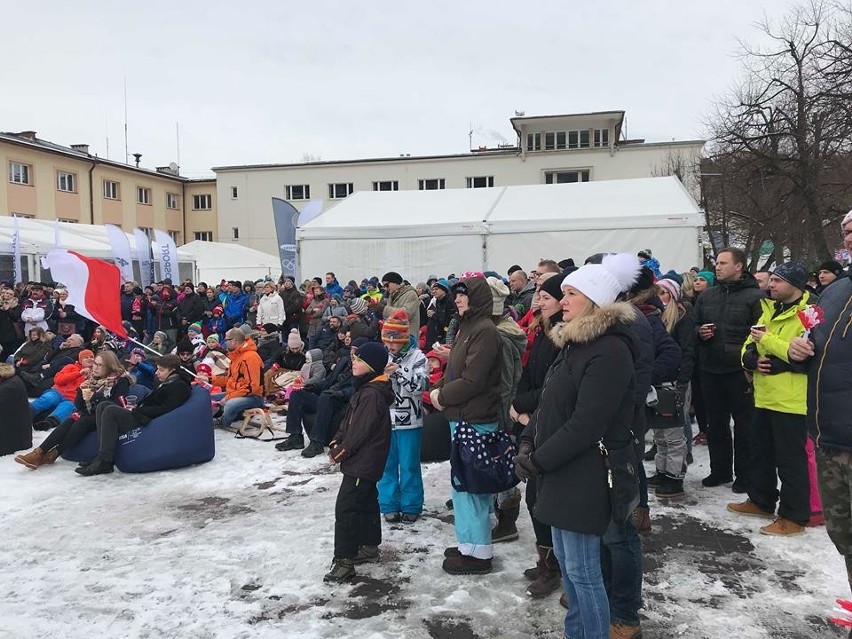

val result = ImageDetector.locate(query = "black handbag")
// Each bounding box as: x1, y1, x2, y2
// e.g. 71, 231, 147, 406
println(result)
647, 383, 682, 430
450, 421, 520, 495
598, 433, 640, 526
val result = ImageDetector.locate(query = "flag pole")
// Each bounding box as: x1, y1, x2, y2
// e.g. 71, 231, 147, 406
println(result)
109, 331, 203, 381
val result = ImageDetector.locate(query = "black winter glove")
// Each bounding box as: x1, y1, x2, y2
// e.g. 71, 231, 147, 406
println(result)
323, 388, 345, 401
514, 452, 540, 482
518, 441, 533, 457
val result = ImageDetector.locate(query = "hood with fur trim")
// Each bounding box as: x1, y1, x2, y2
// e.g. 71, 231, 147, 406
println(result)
549, 301, 637, 348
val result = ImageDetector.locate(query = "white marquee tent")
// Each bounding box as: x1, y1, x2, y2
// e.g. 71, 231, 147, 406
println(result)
296, 176, 704, 281
0, 218, 279, 284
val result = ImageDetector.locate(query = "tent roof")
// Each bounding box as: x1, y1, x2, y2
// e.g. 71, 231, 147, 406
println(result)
0, 217, 194, 260
179, 240, 280, 282
297, 176, 702, 240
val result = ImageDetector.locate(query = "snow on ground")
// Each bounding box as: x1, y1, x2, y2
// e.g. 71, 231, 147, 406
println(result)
0, 422, 847, 639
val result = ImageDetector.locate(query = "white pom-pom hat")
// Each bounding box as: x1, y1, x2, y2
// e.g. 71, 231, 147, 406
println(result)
561, 253, 642, 307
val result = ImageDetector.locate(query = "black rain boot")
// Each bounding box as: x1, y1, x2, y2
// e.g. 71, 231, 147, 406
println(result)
33, 416, 60, 431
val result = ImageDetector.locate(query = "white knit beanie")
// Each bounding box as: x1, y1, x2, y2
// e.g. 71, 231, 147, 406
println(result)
562, 253, 641, 307
842, 209, 852, 227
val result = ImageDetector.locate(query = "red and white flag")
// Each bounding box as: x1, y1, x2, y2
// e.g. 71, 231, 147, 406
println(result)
42, 250, 127, 338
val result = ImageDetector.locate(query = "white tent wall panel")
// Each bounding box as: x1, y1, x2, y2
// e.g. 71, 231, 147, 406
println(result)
485, 227, 702, 274
299, 235, 484, 283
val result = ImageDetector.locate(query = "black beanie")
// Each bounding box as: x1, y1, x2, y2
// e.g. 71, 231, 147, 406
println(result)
176, 338, 194, 354
629, 266, 656, 294
557, 258, 575, 270
382, 271, 403, 285
772, 261, 808, 291
507, 264, 523, 276
818, 260, 843, 275
539, 271, 569, 301
355, 341, 389, 373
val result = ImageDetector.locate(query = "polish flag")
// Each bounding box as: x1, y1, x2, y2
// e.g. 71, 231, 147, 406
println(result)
42, 250, 127, 338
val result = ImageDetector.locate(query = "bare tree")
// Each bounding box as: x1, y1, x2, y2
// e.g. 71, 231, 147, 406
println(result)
706, 0, 852, 263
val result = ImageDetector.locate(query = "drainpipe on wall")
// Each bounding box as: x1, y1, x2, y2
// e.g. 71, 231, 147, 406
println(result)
88, 161, 96, 224
181, 179, 187, 245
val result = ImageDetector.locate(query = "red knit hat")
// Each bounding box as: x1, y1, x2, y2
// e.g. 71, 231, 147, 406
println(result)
381, 308, 410, 345
195, 363, 212, 375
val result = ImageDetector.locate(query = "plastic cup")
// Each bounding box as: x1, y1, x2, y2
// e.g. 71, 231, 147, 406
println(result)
125, 395, 138, 409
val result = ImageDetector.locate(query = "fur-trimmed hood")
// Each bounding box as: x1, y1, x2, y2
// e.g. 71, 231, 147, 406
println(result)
549, 301, 637, 348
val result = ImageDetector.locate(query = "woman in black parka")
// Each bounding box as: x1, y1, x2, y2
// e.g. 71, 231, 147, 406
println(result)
516, 254, 640, 639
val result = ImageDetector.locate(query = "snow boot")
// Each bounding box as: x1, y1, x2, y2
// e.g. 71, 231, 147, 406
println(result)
526, 545, 561, 598
646, 472, 666, 488
384, 513, 401, 524
42, 448, 59, 465
400, 513, 419, 523
442, 554, 492, 575
491, 489, 521, 543
33, 416, 59, 431
655, 477, 685, 499
643, 444, 657, 462
760, 517, 805, 537
323, 558, 355, 582
726, 499, 774, 519
275, 434, 304, 452
74, 457, 114, 476
444, 547, 461, 558
610, 621, 643, 639
14, 448, 45, 470
352, 545, 379, 564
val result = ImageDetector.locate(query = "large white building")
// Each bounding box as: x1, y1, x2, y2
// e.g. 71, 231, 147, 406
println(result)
212, 110, 705, 256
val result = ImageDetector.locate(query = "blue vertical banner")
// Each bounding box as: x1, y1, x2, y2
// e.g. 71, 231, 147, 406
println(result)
134, 228, 154, 288
271, 197, 300, 281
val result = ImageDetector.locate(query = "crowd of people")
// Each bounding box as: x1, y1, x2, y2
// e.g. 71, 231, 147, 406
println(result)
3, 213, 852, 638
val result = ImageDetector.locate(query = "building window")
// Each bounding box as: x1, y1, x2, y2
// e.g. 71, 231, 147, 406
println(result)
103, 180, 120, 200
138, 227, 152, 239
230, 186, 238, 199
232, 227, 240, 240
285, 184, 310, 200
372, 180, 399, 192
194, 231, 213, 241
466, 176, 494, 188
544, 170, 591, 184
57, 171, 76, 192
168, 230, 180, 244
418, 178, 445, 191
192, 194, 212, 210
12, 213, 34, 219
328, 183, 354, 199
579, 130, 590, 148
137, 187, 152, 205
594, 128, 610, 147
57, 218, 77, 223
526, 133, 541, 151
9, 162, 31, 185
166, 192, 179, 209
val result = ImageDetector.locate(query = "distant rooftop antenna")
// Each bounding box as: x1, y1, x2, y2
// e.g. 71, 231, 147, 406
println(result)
124, 78, 129, 164
514, 109, 525, 116
133, 153, 142, 168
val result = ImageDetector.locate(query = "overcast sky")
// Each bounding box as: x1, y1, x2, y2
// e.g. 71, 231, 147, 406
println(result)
3, 0, 797, 177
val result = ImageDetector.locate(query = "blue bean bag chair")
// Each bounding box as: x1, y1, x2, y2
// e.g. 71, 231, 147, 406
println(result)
62, 386, 215, 473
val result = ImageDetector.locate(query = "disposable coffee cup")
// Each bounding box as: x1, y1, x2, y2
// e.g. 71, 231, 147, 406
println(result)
751, 324, 766, 332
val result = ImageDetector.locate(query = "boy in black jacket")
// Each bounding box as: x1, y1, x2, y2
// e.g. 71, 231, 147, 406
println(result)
77, 354, 192, 476
324, 342, 394, 582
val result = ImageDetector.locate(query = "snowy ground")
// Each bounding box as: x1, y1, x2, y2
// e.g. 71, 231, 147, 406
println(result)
1, 420, 847, 639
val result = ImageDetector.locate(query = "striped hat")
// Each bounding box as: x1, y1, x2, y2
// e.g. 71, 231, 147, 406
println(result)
381, 308, 410, 345
349, 297, 368, 315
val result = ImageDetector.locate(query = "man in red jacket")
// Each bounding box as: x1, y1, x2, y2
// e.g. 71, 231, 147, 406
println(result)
30, 349, 94, 430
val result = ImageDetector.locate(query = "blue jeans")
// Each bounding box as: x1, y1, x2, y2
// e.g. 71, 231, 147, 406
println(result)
31, 388, 75, 422
449, 420, 497, 559
378, 428, 424, 515
211, 392, 264, 428
552, 527, 610, 639
601, 518, 643, 625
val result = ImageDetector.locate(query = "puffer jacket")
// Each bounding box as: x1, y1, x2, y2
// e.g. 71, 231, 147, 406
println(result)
328, 373, 394, 481
526, 301, 638, 536
52, 362, 87, 401
387, 340, 429, 430
742, 293, 812, 416
211, 338, 263, 399
513, 310, 562, 415
257, 293, 286, 327
496, 316, 527, 430
435, 278, 502, 424
694, 273, 763, 374
807, 277, 852, 450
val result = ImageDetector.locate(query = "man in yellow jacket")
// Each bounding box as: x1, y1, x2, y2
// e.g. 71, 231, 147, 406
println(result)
728, 261, 812, 536
211, 328, 264, 429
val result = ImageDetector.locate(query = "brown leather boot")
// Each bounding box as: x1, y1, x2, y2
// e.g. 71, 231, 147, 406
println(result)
632, 506, 651, 536
526, 545, 561, 598
42, 448, 60, 464
14, 448, 45, 470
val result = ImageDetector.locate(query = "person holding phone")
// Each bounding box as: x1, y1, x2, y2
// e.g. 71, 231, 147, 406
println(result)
731, 262, 814, 536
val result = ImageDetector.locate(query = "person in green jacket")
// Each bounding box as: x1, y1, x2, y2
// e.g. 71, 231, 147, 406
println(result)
728, 261, 813, 536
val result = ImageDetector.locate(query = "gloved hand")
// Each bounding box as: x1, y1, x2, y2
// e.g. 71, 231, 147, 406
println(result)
514, 452, 539, 481
518, 441, 533, 457
323, 388, 345, 401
